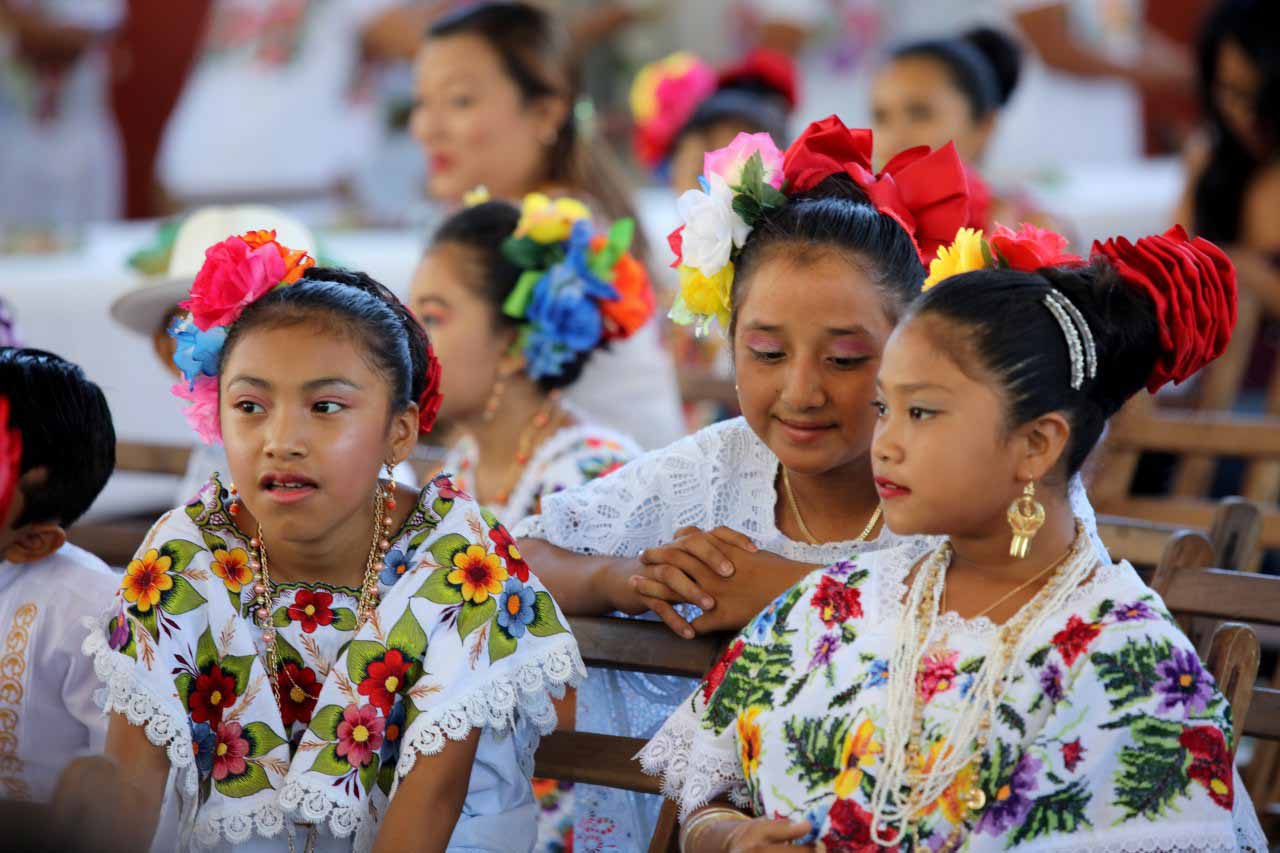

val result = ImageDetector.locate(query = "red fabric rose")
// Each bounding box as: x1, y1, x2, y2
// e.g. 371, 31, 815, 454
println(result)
1179, 725, 1234, 809
0, 396, 21, 527
667, 226, 684, 269
1051, 615, 1101, 667
811, 575, 863, 626
1091, 225, 1237, 392
963, 162, 992, 230
240, 229, 315, 284
189, 664, 237, 726
417, 341, 443, 435
358, 649, 412, 716
701, 639, 745, 702
990, 223, 1083, 271
181, 235, 288, 330
717, 48, 798, 108
780, 116, 969, 263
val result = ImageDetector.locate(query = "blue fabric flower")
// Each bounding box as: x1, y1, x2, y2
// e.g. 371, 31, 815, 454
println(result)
495, 577, 537, 638
523, 220, 619, 365
170, 318, 227, 387
380, 548, 410, 587
523, 329, 577, 380
190, 720, 216, 777
380, 698, 407, 765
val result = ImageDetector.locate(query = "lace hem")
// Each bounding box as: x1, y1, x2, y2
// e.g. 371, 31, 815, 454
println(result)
278, 637, 585, 850
636, 704, 748, 820
1009, 821, 1253, 853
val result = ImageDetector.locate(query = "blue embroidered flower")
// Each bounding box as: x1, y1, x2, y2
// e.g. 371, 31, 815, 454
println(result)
798, 802, 830, 845
170, 318, 227, 388
496, 578, 537, 638
380, 698, 407, 766
865, 658, 889, 688
958, 672, 975, 698
379, 548, 410, 587
744, 591, 785, 645
190, 720, 216, 777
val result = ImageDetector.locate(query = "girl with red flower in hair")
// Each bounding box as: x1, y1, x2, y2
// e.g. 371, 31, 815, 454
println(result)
641, 224, 1267, 851
68, 232, 582, 853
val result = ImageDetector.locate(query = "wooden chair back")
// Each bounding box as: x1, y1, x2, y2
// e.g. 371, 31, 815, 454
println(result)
1202, 622, 1261, 756
533, 617, 731, 853
1096, 495, 1261, 571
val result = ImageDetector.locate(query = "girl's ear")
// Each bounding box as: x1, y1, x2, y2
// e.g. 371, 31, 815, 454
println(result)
1014, 411, 1072, 483
388, 403, 420, 465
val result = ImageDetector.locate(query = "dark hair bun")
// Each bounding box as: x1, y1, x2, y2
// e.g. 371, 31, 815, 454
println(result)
963, 27, 1022, 106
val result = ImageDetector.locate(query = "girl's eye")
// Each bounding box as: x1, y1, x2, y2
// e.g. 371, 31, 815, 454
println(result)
417, 311, 443, 328
908, 406, 937, 421
831, 356, 868, 369
235, 401, 264, 415
870, 400, 887, 417
314, 401, 345, 415
449, 94, 474, 109
749, 348, 784, 363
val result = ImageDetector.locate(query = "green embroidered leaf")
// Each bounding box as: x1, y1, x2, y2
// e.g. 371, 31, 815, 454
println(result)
220, 654, 258, 696
783, 716, 852, 793
429, 498, 453, 521
527, 591, 568, 637
213, 761, 272, 798
416, 567, 464, 605
331, 607, 358, 632
160, 575, 207, 616
489, 621, 518, 663
196, 627, 219, 671
1095, 599, 1115, 621
271, 605, 292, 628
175, 672, 195, 709
160, 539, 205, 574
480, 507, 500, 529
1027, 645, 1051, 668
346, 639, 389, 685
704, 639, 794, 733
997, 703, 1026, 737
1090, 637, 1172, 711
310, 705, 345, 741
427, 533, 471, 575
388, 608, 429, 659
840, 624, 859, 645
829, 678, 863, 709
959, 656, 985, 674
110, 614, 138, 660
133, 606, 158, 642
458, 598, 497, 641
1011, 780, 1093, 845
783, 671, 814, 706
200, 531, 227, 554
310, 743, 352, 777
359, 755, 380, 796
274, 634, 305, 668
377, 760, 395, 796
242, 722, 287, 759
1112, 715, 1190, 820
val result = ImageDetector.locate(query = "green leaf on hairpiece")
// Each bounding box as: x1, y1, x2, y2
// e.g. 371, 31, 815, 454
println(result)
732, 194, 763, 228
981, 238, 998, 269
502, 270, 544, 319
501, 236, 544, 270
739, 152, 765, 196
589, 218, 635, 278
760, 184, 788, 208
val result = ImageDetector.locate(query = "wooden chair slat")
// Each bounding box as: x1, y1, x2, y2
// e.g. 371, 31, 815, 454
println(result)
1246, 687, 1280, 741
1204, 623, 1260, 755
1104, 497, 1280, 549
1207, 497, 1263, 572
1096, 516, 1180, 567
570, 616, 722, 678
114, 442, 192, 476
533, 731, 658, 793
1108, 410, 1280, 457
1156, 568, 1280, 626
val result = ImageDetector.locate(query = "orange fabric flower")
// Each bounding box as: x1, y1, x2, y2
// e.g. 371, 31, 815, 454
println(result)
122, 549, 174, 612
591, 236, 654, 338
241, 229, 315, 284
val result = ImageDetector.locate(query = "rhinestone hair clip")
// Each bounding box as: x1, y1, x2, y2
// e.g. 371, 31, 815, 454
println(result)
1042, 289, 1098, 390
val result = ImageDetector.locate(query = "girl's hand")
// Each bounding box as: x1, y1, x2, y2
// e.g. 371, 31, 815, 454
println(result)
688, 546, 818, 634
722, 816, 815, 852
631, 526, 758, 637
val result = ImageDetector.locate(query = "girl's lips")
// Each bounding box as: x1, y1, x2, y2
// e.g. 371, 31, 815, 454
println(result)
430, 153, 453, 172
775, 417, 836, 445
259, 473, 319, 505
874, 477, 911, 499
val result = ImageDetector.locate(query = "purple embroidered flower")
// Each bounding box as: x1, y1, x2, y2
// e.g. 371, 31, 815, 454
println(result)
1112, 600, 1157, 622
108, 610, 131, 651
809, 633, 840, 670
866, 658, 889, 688
1040, 662, 1064, 703
1155, 647, 1214, 717
826, 559, 858, 579
976, 753, 1041, 835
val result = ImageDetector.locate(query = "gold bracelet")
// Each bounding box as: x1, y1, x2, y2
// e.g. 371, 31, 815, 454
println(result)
680, 807, 750, 852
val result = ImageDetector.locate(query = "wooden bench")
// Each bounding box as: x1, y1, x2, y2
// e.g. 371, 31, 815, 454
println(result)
1096, 495, 1262, 571
534, 616, 732, 853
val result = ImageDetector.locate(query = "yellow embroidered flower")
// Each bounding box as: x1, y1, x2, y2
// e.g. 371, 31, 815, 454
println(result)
447, 544, 509, 604
463, 185, 491, 207
211, 548, 252, 593
122, 548, 174, 612
833, 717, 882, 798
736, 706, 764, 779
514, 193, 592, 244
923, 227, 987, 290
677, 262, 734, 329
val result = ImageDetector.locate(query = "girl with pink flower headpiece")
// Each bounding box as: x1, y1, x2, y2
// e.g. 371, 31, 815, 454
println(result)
69, 232, 584, 852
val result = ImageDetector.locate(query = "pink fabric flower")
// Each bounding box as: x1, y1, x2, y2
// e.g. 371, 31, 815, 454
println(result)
211, 721, 249, 781
703, 132, 785, 189
336, 703, 385, 768
181, 235, 287, 330
171, 375, 221, 445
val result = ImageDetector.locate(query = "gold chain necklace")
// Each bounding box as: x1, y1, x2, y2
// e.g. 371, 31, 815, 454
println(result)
243, 480, 394, 853
493, 391, 564, 506
781, 466, 882, 545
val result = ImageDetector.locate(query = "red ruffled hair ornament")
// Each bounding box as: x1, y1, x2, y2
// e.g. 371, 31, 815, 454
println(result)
716, 47, 798, 109
416, 340, 443, 435
0, 395, 21, 525
781, 116, 970, 264
1091, 225, 1237, 393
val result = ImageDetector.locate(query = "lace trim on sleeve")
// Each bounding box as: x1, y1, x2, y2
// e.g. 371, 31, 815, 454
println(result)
636, 697, 749, 820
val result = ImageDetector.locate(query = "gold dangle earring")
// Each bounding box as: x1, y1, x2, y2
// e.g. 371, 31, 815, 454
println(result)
379, 463, 397, 553
483, 376, 508, 423
227, 482, 240, 517
1007, 481, 1045, 559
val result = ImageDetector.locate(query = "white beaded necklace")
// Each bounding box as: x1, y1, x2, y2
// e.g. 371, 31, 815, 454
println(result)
868, 522, 1097, 844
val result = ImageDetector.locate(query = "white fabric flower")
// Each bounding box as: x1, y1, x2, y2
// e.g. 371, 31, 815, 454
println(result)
676, 173, 751, 277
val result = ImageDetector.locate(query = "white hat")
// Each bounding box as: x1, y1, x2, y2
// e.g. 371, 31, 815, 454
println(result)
110, 205, 318, 336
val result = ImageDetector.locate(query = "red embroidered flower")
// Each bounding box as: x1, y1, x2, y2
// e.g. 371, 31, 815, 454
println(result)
189, 664, 237, 727
701, 639, 745, 702
1061, 738, 1086, 772
336, 702, 385, 769
916, 648, 959, 703
1091, 225, 1237, 392
1051, 615, 1101, 667
358, 649, 413, 716
1179, 725, 1234, 809
823, 797, 898, 853
489, 524, 531, 582
181, 234, 289, 330
211, 721, 250, 781
989, 223, 1084, 271
275, 662, 318, 727
0, 395, 21, 527
287, 588, 335, 634
811, 575, 863, 626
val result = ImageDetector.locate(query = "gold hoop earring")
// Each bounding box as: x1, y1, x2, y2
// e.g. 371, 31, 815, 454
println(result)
1008, 481, 1045, 559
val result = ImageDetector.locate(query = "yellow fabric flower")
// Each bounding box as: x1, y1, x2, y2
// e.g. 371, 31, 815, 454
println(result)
447, 544, 509, 604
833, 717, 882, 798
736, 706, 764, 779
923, 227, 987, 290
514, 193, 592, 244
630, 52, 701, 123
677, 262, 734, 329
463, 185, 491, 207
